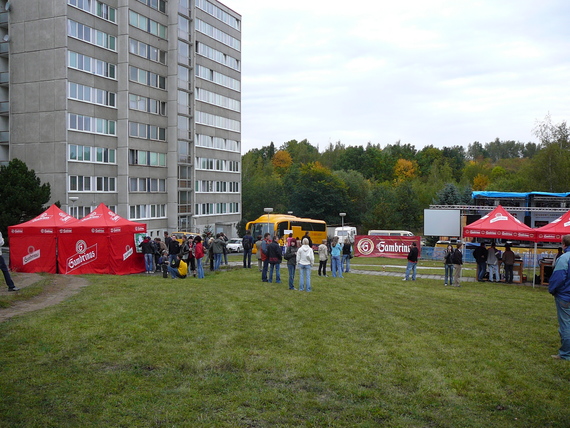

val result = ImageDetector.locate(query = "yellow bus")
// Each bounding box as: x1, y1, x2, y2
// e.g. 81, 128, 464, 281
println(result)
246, 214, 327, 250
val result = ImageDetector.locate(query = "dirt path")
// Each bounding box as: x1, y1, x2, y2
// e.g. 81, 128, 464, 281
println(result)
0, 273, 90, 322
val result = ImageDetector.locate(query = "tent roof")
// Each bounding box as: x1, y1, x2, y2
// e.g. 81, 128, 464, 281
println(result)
73, 203, 146, 233
8, 204, 77, 233
463, 205, 536, 241
534, 210, 570, 242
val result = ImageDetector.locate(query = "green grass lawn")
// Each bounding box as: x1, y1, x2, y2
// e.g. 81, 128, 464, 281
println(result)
1, 265, 569, 427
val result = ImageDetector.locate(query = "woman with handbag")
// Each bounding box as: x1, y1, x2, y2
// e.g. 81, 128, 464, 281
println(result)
267, 236, 282, 283
284, 239, 299, 290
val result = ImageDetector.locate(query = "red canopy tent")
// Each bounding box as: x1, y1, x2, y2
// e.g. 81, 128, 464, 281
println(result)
57, 203, 147, 275
463, 205, 536, 241
8, 204, 78, 273
534, 211, 570, 243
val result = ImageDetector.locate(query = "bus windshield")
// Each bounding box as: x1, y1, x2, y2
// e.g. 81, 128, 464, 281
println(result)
251, 222, 273, 238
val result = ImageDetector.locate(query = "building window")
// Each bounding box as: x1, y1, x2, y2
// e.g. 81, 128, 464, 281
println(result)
196, 157, 240, 173
129, 150, 166, 167
129, 10, 167, 39
129, 177, 166, 192
196, 65, 240, 91
136, 0, 166, 13
69, 51, 116, 79
196, 134, 240, 152
196, 19, 240, 51
195, 111, 240, 132
196, 42, 240, 71
196, 88, 240, 112
129, 38, 167, 64
69, 114, 116, 136
69, 82, 116, 107
129, 122, 166, 141
69, 144, 116, 164
129, 94, 167, 115
68, 20, 117, 51
129, 66, 166, 89
130, 204, 166, 220
68, 0, 117, 23
196, 0, 240, 30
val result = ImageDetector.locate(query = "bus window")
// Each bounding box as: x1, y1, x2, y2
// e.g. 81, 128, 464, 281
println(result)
251, 222, 273, 238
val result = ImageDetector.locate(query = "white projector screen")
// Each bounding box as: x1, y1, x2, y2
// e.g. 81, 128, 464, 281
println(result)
424, 209, 461, 237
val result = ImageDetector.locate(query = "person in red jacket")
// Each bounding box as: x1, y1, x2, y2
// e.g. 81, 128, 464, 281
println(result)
194, 236, 205, 279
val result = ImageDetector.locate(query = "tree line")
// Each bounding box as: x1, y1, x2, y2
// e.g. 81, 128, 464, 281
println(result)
240, 115, 569, 235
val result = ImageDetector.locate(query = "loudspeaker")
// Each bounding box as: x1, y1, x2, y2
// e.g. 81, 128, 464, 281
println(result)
466, 214, 481, 225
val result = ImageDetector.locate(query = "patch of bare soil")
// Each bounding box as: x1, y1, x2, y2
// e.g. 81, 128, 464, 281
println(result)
0, 274, 89, 322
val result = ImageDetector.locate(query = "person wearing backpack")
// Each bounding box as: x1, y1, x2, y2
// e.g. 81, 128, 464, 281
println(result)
242, 230, 254, 269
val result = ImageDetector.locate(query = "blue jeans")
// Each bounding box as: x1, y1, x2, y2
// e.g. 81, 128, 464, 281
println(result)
331, 255, 343, 278
262, 259, 269, 282
144, 253, 154, 272
405, 261, 417, 280
298, 264, 312, 291
243, 249, 252, 268
196, 257, 204, 278
269, 263, 281, 283
477, 261, 487, 280
444, 264, 454, 285
342, 254, 351, 272
214, 253, 222, 271
488, 264, 499, 281
0, 254, 15, 289
555, 297, 570, 360
167, 264, 184, 279
287, 264, 296, 289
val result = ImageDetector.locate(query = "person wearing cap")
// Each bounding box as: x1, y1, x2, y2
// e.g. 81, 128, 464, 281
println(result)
0, 231, 18, 291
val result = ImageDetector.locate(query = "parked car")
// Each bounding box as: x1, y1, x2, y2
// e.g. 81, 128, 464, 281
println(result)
226, 238, 243, 252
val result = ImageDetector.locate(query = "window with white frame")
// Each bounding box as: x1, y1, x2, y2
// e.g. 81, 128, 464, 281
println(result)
195, 19, 240, 51
129, 94, 166, 115
129, 10, 167, 38
69, 51, 116, 79
195, 134, 240, 152
69, 144, 116, 163
69, 175, 116, 192
68, 20, 117, 51
69, 82, 116, 107
68, 0, 117, 23
129, 38, 167, 64
129, 66, 166, 89
195, 111, 240, 132
136, 0, 166, 13
130, 204, 166, 220
129, 177, 166, 192
196, 42, 240, 71
196, 65, 240, 91
129, 122, 166, 141
196, 88, 240, 112
196, 0, 240, 30
129, 150, 166, 167
68, 114, 116, 136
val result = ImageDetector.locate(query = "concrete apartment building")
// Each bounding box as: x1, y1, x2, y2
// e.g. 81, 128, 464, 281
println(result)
0, 0, 242, 238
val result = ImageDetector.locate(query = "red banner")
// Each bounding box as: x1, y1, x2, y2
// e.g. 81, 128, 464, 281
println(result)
354, 235, 421, 259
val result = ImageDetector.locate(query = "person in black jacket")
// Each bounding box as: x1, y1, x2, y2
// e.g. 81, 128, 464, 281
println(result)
473, 243, 488, 281
403, 242, 419, 281
267, 236, 283, 283
452, 243, 464, 287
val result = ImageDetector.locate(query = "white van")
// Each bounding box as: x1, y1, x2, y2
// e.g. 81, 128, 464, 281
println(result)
335, 226, 357, 244
367, 230, 414, 237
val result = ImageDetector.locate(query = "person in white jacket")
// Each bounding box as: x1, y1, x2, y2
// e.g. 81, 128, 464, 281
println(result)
0, 232, 18, 291
296, 238, 315, 292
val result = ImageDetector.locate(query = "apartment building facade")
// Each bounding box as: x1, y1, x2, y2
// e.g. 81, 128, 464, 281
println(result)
0, 0, 242, 237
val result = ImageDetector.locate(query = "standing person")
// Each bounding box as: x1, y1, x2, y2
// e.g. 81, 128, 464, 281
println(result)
221, 232, 229, 266
255, 235, 263, 272
452, 242, 463, 287
342, 239, 352, 273
168, 254, 188, 279
303, 232, 312, 249
502, 243, 515, 284
548, 234, 570, 360
139, 236, 155, 274
0, 231, 18, 291
164, 231, 172, 249
330, 236, 343, 278
286, 233, 295, 247
553, 247, 564, 267
261, 233, 271, 282
187, 237, 197, 277
284, 239, 299, 290
443, 244, 454, 286
403, 242, 419, 281
207, 237, 215, 272
242, 230, 254, 269
297, 238, 315, 292
318, 239, 329, 277
168, 237, 180, 264
487, 242, 501, 282
194, 236, 205, 279
473, 243, 488, 282
154, 238, 166, 272
179, 235, 190, 270
267, 236, 282, 283
212, 233, 226, 271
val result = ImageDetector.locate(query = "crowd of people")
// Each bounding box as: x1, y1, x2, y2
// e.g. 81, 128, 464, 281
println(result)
138, 231, 234, 280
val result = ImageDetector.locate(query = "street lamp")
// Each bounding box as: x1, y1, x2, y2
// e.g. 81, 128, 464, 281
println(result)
264, 207, 273, 236
69, 196, 79, 217
340, 212, 346, 230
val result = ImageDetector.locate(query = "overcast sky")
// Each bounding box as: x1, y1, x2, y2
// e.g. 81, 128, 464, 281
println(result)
227, 0, 570, 154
